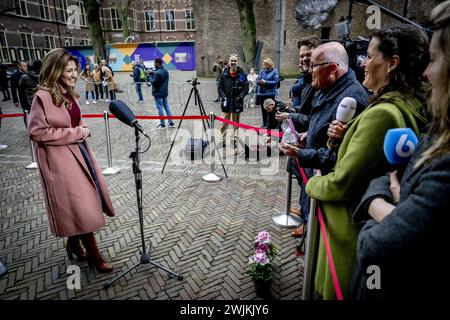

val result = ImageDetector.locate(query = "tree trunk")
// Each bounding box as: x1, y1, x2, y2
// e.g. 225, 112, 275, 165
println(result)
236, 0, 257, 68
117, 0, 133, 39
85, 0, 105, 62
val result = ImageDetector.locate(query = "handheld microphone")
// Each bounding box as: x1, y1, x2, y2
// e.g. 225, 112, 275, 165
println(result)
328, 97, 357, 148
108, 100, 150, 139
383, 128, 418, 165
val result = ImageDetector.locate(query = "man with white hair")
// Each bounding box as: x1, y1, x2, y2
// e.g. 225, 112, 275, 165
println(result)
280, 42, 368, 239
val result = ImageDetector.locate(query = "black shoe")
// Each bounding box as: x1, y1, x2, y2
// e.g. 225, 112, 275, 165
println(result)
214, 98, 219, 102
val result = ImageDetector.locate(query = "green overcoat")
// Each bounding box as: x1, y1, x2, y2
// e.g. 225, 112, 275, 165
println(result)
305, 92, 429, 300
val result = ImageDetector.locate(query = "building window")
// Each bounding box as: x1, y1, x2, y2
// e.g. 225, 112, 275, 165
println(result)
80, 39, 90, 46
39, 0, 51, 20
56, 0, 68, 23
111, 8, 122, 30
145, 10, 156, 31
165, 10, 175, 31
185, 9, 195, 30
129, 9, 138, 31
77, 1, 87, 27
15, 0, 28, 16
20, 33, 35, 61
44, 35, 56, 49
64, 37, 74, 46
0, 32, 10, 63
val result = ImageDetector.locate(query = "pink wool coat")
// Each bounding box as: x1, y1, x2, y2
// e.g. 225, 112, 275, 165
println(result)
28, 88, 115, 237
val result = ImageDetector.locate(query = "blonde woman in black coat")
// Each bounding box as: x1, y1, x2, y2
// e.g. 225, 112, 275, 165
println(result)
350, 1, 450, 300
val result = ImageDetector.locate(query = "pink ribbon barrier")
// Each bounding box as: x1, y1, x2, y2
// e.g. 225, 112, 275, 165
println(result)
214, 116, 283, 138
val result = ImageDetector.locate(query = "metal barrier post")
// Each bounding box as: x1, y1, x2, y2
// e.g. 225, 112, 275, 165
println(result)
102, 111, 121, 175
302, 198, 319, 300
272, 158, 302, 228
202, 112, 222, 182
24, 110, 38, 169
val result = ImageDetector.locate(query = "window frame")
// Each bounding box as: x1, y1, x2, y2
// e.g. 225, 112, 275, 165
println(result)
20, 32, 35, 61
185, 9, 195, 30
165, 10, 175, 31
39, 0, 51, 21
0, 31, 11, 63
57, 0, 68, 23
44, 35, 56, 49
76, 1, 87, 27
110, 8, 122, 30
145, 9, 157, 31
15, 0, 28, 17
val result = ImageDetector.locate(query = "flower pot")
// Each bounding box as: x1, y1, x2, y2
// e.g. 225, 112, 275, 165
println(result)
254, 279, 272, 299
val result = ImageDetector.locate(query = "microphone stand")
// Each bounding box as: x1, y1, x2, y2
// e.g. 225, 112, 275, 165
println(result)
104, 127, 183, 289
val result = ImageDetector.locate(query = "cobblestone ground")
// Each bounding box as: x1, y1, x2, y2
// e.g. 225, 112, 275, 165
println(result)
0, 75, 305, 300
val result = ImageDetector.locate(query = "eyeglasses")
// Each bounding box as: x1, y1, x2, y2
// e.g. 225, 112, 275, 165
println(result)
308, 61, 339, 71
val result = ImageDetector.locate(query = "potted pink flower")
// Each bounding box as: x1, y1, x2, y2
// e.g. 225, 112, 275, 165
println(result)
248, 231, 277, 298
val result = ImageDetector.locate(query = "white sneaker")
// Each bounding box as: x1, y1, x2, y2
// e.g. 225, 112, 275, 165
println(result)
105, 99, 110, 103
86, 101, 90, 105
92, 100, 97, 104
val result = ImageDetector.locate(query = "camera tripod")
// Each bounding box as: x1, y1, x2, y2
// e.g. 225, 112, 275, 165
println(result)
104, 127, 183, 289
162, 78, 228, 177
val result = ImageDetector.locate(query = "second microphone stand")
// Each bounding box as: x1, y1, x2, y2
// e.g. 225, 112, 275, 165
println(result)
104, 127, 183, 289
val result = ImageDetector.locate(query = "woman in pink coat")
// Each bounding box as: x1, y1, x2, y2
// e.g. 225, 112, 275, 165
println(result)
28, 48, 115, 273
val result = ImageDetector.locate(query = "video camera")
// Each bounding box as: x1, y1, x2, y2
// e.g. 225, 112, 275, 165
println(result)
187, 77, 199, 86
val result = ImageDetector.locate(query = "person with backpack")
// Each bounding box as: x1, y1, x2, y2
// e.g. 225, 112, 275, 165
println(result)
131, 61, 144, 103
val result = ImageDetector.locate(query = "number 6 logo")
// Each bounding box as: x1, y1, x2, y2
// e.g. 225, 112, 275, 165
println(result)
396, 134, 416, 158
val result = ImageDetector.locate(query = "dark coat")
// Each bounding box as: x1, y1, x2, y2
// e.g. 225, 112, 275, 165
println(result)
291, 75, 306, 107
350, 134, 450, 300
0, 68, 8, 88
150, 65, 169, 98
11, 69, 26, 104
218, 66, 248, 113
18, 72, 39, 110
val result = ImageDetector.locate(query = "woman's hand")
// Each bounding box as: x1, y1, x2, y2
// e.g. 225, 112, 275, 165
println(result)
368, 198, 396, 222
279, 142, 299, 158
258, 79, 266, 85
389, 171, 401, 204
327, 120, 348, 140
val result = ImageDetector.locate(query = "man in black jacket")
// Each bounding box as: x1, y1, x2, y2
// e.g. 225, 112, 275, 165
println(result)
10, 60, 28, 108
218, 54, 248, 146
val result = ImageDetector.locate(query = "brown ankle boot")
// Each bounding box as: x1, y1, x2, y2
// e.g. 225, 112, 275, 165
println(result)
66, 235, 86, 261
80, 233, 113, 273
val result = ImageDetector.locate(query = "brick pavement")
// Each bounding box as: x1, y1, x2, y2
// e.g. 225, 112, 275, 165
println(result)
0, 76, 305, 300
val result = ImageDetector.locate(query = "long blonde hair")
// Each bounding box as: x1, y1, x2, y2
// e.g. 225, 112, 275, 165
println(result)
416, 1, 450, 167
39, 48, 80, 108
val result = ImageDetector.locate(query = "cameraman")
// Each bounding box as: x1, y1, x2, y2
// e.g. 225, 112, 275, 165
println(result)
218, 54, 248, 147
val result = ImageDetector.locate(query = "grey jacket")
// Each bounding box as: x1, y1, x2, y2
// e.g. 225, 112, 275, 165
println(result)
350, 134, 450, 300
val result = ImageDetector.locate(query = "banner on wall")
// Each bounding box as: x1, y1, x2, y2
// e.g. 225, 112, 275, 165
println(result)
67, 41, 195, 72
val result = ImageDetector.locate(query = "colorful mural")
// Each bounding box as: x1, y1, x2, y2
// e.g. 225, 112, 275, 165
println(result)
68, 41, 195, 72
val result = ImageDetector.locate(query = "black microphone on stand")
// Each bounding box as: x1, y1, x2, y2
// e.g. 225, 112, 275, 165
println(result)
109, 100, 150, 139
